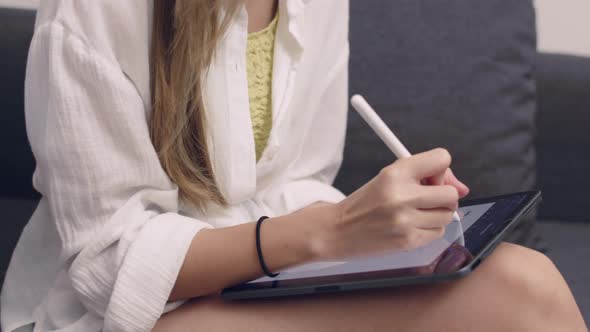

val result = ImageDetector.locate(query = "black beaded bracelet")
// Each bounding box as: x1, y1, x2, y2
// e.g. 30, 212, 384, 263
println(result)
255, 216, 280, 278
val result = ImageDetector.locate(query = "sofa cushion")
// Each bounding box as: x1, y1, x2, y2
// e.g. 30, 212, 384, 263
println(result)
537, 221, 590, 323
336, 1, 539, 246
0, 198, 39, 286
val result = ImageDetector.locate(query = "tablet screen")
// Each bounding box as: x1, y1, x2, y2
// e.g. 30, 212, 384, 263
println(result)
239, 192, 534, 289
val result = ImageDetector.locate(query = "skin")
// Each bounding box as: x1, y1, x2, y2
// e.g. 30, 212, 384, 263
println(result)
158, 242, 587, 332
243, 0, 278, 33
157, 1, 589, 330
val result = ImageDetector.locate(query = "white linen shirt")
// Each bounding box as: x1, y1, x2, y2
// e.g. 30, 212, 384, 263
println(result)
0, 0, 349, 331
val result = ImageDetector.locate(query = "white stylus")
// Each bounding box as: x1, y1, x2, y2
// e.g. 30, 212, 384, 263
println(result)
350, 95, 465, 246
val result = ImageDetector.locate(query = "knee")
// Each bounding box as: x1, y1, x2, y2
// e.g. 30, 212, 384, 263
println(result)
482, 242, 561, 306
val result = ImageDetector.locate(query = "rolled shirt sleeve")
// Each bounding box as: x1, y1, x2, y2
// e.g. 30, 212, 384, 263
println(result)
26, 23, 208, 331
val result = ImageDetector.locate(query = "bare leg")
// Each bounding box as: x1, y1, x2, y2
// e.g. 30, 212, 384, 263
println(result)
154, 243, 588, 332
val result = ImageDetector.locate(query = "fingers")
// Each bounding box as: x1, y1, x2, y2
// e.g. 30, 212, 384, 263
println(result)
430, 172, 446, 186
412, 185, 459, 210
434, 245, 473, 273
401, 148, 452, 180
407, 227, 448, 249
411, 208, 455, 229
444, 168, 470, 198
427, 168, 446, 186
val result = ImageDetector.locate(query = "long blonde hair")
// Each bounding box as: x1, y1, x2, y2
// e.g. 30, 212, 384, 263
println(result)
150, 0, 236, 210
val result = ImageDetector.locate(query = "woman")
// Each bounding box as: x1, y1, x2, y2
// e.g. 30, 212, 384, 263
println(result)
1, 0, 587, 331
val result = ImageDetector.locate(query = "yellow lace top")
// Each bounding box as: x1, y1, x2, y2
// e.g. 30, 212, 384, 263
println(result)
247, 15, 278, 161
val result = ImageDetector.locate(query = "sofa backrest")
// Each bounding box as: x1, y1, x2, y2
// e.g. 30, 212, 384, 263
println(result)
0, 7, 38, 200
1, 5, 587, 224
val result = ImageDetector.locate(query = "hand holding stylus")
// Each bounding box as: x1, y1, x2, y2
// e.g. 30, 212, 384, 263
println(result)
307, 96, 469, 261
312, 148, 462, 260
350, 95, 467, 246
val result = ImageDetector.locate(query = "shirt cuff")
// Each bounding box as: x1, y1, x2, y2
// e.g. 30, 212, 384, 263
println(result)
103, 213, 208, 332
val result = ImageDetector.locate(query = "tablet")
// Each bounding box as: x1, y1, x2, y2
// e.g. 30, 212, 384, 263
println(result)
222, 191, 542, 300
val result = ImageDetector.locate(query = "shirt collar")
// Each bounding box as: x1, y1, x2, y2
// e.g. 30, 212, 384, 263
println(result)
281, 0, 310, 52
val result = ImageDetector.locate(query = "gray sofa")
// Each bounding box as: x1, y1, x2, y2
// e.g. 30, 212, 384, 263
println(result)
1, 4, 589, 326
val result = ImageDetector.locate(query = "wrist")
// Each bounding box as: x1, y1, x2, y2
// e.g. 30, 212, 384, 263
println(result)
299, 201, 342, 262
259, 202, 342, 273
261, 209, 317, 272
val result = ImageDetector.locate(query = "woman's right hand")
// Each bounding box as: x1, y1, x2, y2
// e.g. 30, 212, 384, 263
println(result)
310, 148, 460, 261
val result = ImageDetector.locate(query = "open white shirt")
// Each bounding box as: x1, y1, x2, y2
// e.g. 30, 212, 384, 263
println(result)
0, 0, 349, 331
